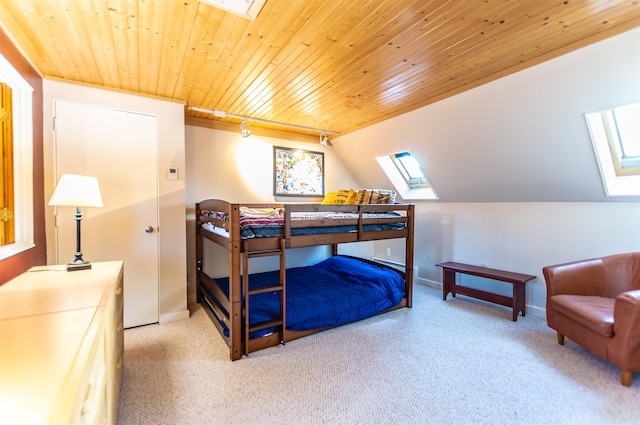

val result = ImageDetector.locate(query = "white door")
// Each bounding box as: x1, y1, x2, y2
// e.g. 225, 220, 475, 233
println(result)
53, 100, 159, 328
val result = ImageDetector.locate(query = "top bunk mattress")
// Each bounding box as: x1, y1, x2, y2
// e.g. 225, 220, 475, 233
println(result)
200, 207, 406, 239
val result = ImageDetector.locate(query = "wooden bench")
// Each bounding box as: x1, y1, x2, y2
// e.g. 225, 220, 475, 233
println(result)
436, 261, 536, 321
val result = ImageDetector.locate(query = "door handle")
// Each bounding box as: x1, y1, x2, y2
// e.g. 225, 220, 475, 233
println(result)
144, 226, 154, 233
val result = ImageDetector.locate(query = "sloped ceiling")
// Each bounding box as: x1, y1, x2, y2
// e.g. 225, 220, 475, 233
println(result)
334, 28, 640, 202
0, 0, 638, 138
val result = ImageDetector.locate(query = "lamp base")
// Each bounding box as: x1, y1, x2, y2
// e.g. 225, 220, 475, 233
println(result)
67, 260, 92, 271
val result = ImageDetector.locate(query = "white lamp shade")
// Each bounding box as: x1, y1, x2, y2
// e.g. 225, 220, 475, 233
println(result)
49, 174, 104, 208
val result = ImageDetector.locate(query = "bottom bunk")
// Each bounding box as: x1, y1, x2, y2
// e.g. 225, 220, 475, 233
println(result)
198, 255, 409, 359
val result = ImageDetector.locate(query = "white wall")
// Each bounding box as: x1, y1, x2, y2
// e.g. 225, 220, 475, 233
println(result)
412, 202, 639, 316
43, 80, 188, 322
368, 201, 639, 316
185, 125, 366, 302
334, 28, 640, 317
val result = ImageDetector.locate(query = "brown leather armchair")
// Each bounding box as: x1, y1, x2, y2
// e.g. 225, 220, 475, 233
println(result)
543, 252, 640, 386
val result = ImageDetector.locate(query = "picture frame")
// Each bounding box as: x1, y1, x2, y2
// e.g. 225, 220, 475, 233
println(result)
273, 146, 325, 197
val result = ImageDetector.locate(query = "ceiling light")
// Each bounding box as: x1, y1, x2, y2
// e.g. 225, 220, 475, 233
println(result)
198, 0, 267, 20
320, 133, 329, 146
240, 121, 252, 137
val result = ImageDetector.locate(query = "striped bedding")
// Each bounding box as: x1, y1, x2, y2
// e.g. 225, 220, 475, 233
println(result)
200, 208, 406, 239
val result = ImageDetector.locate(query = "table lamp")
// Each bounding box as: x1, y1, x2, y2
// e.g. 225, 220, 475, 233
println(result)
49, 174, 103, 271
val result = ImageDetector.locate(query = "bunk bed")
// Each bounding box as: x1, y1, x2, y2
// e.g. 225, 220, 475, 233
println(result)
195, 198, 415, 360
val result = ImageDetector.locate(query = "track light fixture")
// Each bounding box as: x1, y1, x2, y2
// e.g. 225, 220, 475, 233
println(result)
240, 120, 252, 137
187, 106, 340, 144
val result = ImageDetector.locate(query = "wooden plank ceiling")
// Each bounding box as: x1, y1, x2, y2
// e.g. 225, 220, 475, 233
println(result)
0, 0, 638, 137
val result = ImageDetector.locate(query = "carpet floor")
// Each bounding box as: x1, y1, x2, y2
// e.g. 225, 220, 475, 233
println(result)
117, 283, 639, 425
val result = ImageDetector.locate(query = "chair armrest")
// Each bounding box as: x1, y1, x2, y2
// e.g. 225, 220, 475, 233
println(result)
542, 258, 608, 297
614, 290, 640, 330
618, 289, 640, 301
608, 290, 640, 370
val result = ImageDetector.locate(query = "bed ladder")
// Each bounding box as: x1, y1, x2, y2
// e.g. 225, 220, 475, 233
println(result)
242, 238, 287, 357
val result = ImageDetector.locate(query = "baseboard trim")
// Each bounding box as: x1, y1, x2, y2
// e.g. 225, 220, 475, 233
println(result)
417, 277, 441, 289
159, 309, 190, 324
526, 304, 546, 319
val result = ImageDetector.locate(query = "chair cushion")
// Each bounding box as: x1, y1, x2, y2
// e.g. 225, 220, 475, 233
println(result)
549, 295, 615, 337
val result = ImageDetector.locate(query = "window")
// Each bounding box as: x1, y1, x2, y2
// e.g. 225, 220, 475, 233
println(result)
1, 82, 14, 246
197, 0, 266, 20
0, 53, 34, 260
376, 151, 438, 200
391, 151, 429, 188
585, 102, 640, 197
608, 103, 640, 171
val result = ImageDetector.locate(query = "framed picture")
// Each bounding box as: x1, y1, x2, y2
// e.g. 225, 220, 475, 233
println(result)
273, 146, 325, 197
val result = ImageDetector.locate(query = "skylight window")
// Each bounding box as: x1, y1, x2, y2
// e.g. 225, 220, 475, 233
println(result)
585, 102, 640, 197
610, 103, 640, 170
392, 152, 428, 188
376, 151, 438, 201
198, 0, 266, 20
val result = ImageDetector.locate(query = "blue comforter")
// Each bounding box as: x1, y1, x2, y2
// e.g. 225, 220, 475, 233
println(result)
211, 256, 406, 338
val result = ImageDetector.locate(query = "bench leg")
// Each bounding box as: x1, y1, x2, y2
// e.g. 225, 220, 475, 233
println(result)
512, 281, 526, 321
442, 269, 456, 300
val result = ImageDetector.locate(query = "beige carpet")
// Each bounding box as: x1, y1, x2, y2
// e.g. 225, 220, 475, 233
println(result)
117, 284, 639, 425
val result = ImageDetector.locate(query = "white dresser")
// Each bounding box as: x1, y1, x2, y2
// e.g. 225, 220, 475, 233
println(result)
0, 261, 124, 424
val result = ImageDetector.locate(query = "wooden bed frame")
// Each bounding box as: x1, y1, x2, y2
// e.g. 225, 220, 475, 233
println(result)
195, 199, 415, 360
